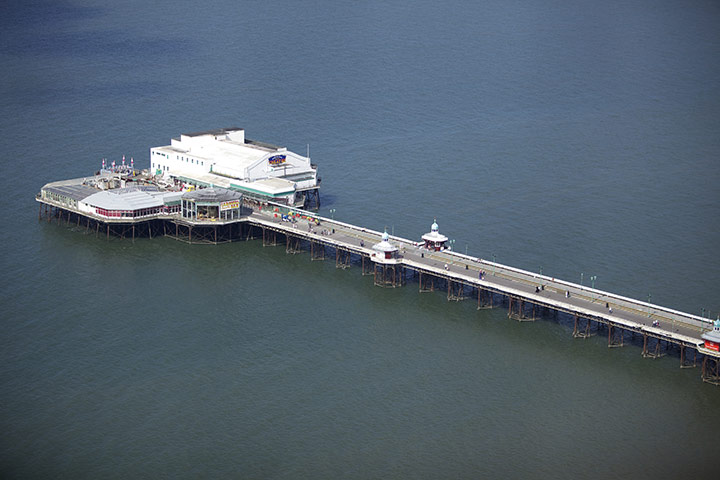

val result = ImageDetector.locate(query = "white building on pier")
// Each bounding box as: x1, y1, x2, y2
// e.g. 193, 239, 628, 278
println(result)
150, 128, 319, 207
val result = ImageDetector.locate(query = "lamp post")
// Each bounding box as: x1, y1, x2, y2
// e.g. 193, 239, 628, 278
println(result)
590, 275, 597, 301
580, 272, 584, 286
449, 239, 456, 251
465, 242, 468, 256
492, 253, 496, 275
648, 294, 652, 317
329, 208, 335, 220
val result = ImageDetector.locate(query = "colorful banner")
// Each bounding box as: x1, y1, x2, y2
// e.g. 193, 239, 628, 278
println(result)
220, 200, 240, 211
268, 155, 287, 166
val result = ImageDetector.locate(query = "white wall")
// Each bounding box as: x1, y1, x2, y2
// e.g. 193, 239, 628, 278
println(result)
246, 151, 313, 182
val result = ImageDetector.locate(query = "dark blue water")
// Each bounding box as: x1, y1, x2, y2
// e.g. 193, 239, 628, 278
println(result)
2, 0, 719, 478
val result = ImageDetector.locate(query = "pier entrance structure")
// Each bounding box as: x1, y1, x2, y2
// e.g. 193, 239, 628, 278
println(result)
150, 128, 319, 208
421, 219, 448, 251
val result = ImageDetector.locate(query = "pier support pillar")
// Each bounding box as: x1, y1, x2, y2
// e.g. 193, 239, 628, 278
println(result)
262, 228, 277, 247
509, 297, 533, 322
361, 256, 373, 275
701, 356, 720, 385
336, 248, 351, 269
447, 280, 467, 301
642, 335, 665, 358
680, 345, 698, 369
310, 241, 325, 261
286, 234, 302, 254
477, 288, 493, 309
572, 315, 593, 338
607, 324, 624, 347
373, 263, 401, 288
419, 271, 435, 292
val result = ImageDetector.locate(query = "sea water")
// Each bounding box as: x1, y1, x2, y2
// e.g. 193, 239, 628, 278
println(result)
1, 0, 719, 478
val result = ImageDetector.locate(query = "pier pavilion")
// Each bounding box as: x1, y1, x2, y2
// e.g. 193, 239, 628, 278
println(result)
150, 128, 320, 208
181, 187, 243, 222
421, 219, 448, 251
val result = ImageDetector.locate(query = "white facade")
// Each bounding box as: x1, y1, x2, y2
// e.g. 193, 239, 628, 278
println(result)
149, 128, 318, 204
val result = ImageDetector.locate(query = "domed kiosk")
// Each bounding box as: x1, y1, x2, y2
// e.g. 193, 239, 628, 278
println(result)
372, 230, 399, 261
421, 219, 448, 251
371, 229, 402, 287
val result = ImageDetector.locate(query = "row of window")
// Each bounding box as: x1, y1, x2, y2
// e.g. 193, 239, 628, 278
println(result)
177, 155, 204, 166
95, 205, 180, 218
43, 191, 77, 207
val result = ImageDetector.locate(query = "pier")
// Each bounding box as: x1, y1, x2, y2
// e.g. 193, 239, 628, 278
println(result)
37, 190, 720, 385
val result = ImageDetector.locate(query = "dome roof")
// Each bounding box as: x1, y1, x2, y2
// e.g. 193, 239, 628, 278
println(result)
373, 229, 398, 253
422, 218, 448, 243
182, 187, 242, 203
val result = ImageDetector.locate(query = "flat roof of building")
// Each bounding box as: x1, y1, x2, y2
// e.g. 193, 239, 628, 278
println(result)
82, 186, 173, 211
44, 184, 101, 201
183, 127, 243, 137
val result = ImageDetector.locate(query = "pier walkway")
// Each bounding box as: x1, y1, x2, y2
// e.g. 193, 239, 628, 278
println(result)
245, 206, 718, 363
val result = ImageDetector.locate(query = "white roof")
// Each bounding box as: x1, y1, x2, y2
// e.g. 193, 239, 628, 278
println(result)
173, 170, 233, 188
248, 177, 296, 195
213, 143, 267, 172
82, 187, 173, 210
421, 231, 448, 243
373, 231, 399, 253
422, 219, 448, 243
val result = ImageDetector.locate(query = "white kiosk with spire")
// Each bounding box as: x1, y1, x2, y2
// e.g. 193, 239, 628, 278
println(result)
421, 219, 448, 251
372, 229, 399, 262
371, 229, 401, 287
